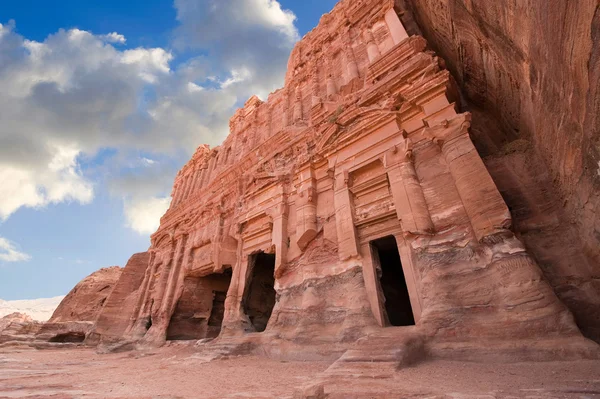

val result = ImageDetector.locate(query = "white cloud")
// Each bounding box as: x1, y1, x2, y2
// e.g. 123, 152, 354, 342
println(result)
124, 196, 171, 234
220, 67, 252, 88
0, 145, 93, 220
0, 237, 31, 263
0, 0, 299, 236
173, 0, 299, 99
121, 47, 173, 82
101, 32, 126, 44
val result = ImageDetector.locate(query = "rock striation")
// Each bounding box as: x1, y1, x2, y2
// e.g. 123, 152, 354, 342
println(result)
0, 313, 42, 345
50, 266, 122, 323
396, 0, 600, 342
35, 267, 122, 344
0, 268, 123, 348
72, 0, 597, 365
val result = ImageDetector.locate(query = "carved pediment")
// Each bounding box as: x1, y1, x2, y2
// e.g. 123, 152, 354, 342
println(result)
316, 107, 398, 153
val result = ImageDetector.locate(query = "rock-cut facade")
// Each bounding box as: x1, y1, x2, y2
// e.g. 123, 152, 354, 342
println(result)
84, 0, 597, 359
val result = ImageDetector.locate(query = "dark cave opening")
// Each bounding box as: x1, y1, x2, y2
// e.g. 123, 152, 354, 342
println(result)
48, 332, 86, 343
243, 252, 276, 333
372, 236, 415, 327
166, 269, 232, 341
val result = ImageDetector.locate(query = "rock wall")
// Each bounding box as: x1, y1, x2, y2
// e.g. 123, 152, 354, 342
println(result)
86, 253, 150, 345
50, 266, 122, 323
88, 0, 597, 357
0, 313, 42, 343
398, 0, 600, 342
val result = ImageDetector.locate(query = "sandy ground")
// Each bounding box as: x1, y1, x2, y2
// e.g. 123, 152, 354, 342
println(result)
0, 346, 599, 398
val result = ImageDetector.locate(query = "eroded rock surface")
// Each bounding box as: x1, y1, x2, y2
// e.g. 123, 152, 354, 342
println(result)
76, 0, 599, 363
86, 253, 150, 346
50, 266, 122, 323
0, 313, 42, 344
398, 0, 600, 342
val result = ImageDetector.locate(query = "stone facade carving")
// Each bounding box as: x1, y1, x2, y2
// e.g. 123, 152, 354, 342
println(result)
88, 0, 594, 357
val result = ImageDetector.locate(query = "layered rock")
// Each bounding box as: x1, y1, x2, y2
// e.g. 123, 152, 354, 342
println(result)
0, 313, 42, 345
84, 0, 598, 360
34, 266, 122, 344
86, 252, 151, 346
50, 266, 122, 323
397, 0, 600, 342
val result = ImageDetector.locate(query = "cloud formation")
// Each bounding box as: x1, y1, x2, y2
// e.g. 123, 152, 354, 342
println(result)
0, 0, 298, 239
0, 237, 31, 263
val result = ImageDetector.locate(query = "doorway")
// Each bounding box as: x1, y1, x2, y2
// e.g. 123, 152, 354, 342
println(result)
243, 252, 276, 332
371, 236, 415, 326
166, 269, 232, 340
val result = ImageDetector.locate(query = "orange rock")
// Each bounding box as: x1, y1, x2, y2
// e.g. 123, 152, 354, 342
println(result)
80, 0, 596, 360
400, 0, 600, 342
50, 266, 122, 323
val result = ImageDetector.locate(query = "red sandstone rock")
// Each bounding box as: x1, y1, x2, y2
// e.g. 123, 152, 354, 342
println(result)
0, 313, 38, 334
80, 0, 599, 364
397, 0, 600, 342
18, 266, 124, 345
86, 252, 152, 346
50, 266, 122, 323
0, 313, 42, 345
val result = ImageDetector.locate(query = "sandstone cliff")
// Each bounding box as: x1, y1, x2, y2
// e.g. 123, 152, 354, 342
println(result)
397, 0, 600, 342
79, 0, 600, 363
50, 266, 122, 323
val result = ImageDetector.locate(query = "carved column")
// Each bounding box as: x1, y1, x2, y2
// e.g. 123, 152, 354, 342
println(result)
384, 138, 434, 235
198, 165, 208, 189
186, 174, 194, 198
172, 181, 182, 206
384, 7, 408, 45
189, 166, 200, 195
343, 29, 359, 84
182, 174, 193, 201
434, 118, 511, 241
333, 170, 359, 260
285, 86, 293, 126
269, 199, 289, 277
393, 232, 422, 323
365, 28, 381, 63
310, 62, 321, 107
295, 163, 318, 250
206, 152, 218, 185
196, 164, 204, 190
326, 72, 337, 100
142, 234, 187, 345
293, 85, 303, 123
221, 225, 252, 334
323, 51, 337, 100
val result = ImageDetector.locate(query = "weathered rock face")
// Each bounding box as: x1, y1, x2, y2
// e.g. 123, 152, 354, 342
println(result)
21, 266, 124, 345
397, 0, 600, 342
86, 253, 150, 345
0, 313, 39, 335
50, 266, 122, 323
87, 0, 597, 358
0, 313, 43, 345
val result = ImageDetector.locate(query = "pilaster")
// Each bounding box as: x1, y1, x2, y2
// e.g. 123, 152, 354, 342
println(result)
333, 170, 360, 260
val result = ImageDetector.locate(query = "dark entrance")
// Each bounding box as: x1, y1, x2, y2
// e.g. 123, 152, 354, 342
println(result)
207, 290, 227, 338
48, 332, 85, 343
371, 236, 415, 326
166, 269, 232, 340
243, 252, 276, 332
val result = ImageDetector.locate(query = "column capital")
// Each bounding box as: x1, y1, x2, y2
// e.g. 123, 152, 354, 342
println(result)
383, 136, 413, 168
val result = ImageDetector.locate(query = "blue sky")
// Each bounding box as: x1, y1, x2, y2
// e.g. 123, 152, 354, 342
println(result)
0, 0, 337, 300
